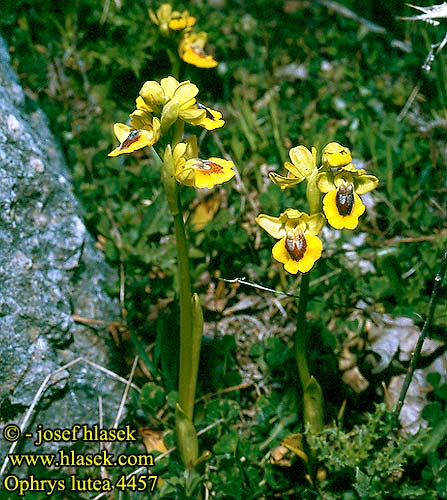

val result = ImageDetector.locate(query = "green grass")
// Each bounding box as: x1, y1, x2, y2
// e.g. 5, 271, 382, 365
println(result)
1, 0, 447, 498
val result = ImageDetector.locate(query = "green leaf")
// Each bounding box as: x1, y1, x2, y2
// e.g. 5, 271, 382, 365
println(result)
212, 430, 239, 454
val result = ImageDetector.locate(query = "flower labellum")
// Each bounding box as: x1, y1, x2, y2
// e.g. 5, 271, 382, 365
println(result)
256, 209, 324, 274
176, 156, 235, 189
335, 181, 354, 216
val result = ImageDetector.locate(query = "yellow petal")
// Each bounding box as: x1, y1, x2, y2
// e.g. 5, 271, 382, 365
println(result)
282, 233, 322, 273
322, 142, 352, 167
303, 233, 323, 261
108, 128, 154, 157
179, 107, 205, 123
112, 123, 133, 143
181, 47, 219, 68
140, 80, 165, 106
130, 108, 154, 130
179, 33, 218, 68
272, 239, 290, 264
193, 158, 235, 188
190, 104, 224, 130
268, 171, 304, 189
176, 158, 235, 189
135, 96, 154, 113
323, 190, 365, 229
169, 14, 196, 30
160, 76, 181, 99
351, 193, 366, 217
256, 214, 285, 239
173, 142, 187, 160
173, 81, 200, 106
284, 259, 301, 274
287, 145, 316, 177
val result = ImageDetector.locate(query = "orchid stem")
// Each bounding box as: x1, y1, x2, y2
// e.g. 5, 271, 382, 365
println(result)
167, 48, 181, 80
172, 201, 195, 421
295, 272, 311, 389
295, 271, 324, 435
160, 144, 202, 468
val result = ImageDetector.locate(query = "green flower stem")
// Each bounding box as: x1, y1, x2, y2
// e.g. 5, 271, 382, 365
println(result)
172, 119, 184, 149
306, 169, 321, 216
172, 205, 195, 421
168, 122, 196, 421
160, 142, 202, 468
295, 272, 324, 435
167, 47, 181, 80
295, 272, 311, 389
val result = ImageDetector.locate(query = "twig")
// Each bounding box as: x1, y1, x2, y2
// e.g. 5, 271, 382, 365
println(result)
0, 357, 140, 478
393, 250, 447, 428
104, 356, 139, 455
90, 418, 225, 500
196, 382, 253, 403
397, 83, 421, 122
220, 276, 299, 298
112, 356, 138, 430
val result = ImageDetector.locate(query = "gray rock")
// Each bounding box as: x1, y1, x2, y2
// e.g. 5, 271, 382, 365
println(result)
0, 36, 128, 462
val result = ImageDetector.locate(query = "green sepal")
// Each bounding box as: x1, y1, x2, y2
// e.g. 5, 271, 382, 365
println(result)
354, 173, 379, 194
161, 100, 179, 134
269, 171, 305, 189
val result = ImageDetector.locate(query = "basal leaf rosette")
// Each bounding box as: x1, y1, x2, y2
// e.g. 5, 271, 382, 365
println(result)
108, 118, 161, 157
269, 145, 317, 189
317, 165, 378, 230
256, 209, 325, 274
179, 31, 218, 68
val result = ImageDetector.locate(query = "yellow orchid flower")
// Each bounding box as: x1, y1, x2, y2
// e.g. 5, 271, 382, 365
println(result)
317, 166, 378, 230
108, 120, 160, 157
256, 209, 325, 274
149, 4, 196, 35
269, 145, 317, 189
139, 77, 198, 110
190, 103, 225, 130
138, 78, 225, 132
138, 77, 203, 133
173, 141, 235, 188
179, 31, 218, 68
321, 142, 352, 168
169, 10, 196, 31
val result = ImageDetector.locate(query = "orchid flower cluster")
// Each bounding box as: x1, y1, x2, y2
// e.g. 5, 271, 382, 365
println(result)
257, 142, 379, 274
108, 76, 235, 189
256, 142, 379, 439
150, 3, 218, 69
108, 76, 234, 470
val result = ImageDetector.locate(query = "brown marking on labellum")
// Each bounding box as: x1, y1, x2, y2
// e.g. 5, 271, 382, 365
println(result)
191, 45, 208, 59
285, 228, 307, 261
336, 182, 354, 216
198, 160, 224, 175
197, 102, 216, 120
120, 130, 141, 150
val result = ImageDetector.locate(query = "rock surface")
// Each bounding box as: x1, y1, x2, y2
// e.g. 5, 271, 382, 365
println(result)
0, 36, 127, 461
